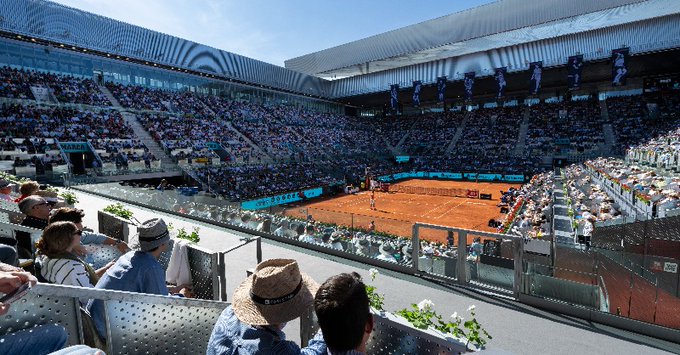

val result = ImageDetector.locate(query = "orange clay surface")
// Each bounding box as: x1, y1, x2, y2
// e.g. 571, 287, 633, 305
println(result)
282, 179, 521, 243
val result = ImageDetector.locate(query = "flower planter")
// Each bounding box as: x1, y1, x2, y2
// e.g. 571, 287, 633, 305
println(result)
369, 309, 476, 353
97, 210, 134, 243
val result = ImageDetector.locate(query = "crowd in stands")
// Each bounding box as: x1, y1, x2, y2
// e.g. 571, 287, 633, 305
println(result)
403, 111, 464, 156
0, 66, 110, 106
526, 99, 604, 155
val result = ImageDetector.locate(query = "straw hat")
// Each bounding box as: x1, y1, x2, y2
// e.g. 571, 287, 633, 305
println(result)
232, 259, 319, 325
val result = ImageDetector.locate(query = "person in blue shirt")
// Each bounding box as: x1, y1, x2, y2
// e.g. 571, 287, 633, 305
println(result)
86, 218, 188, 340
206, 259, 327, 355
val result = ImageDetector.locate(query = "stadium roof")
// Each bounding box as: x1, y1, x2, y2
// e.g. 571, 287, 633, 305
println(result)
284, 0, 655, 79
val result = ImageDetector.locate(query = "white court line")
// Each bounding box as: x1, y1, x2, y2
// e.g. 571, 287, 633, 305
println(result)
434, 199, 468, 219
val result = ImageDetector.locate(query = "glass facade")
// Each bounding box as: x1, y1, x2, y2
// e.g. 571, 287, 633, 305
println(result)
0, 37, 343, 113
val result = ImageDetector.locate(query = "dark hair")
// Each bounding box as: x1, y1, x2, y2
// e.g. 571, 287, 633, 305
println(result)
314, 272, 370, 351
36, 221, 79, 257
49, 207, 85, 224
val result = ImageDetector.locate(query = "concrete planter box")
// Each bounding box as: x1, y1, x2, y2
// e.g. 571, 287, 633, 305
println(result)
97, 210, 134, 243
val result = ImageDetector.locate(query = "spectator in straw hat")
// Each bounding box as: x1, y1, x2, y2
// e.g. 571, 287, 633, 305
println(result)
87, 218, 190, 339
0, 178, 16, 201
206, 259, 327, 355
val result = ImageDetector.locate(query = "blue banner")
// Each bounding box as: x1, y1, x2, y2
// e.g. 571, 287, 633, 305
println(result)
503, 175, 525, 182
395, 155, 410, 163
241, 187, 323, 210
494, 67, 507, 99
412, 80, 422, 107
464, 72, 475, 101
612, 48, 629, 86
377, 172, 520, 183
390, 84, 399, 110
436, 76, 447, 102
529, 61, 543, 95
567, 55, 583, 90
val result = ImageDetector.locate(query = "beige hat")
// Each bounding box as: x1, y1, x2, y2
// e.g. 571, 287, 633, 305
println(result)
137, 218, 170, 252
232, 259, 319, 325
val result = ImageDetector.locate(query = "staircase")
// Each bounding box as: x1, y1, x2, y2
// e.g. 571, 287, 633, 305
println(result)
120, 112, 175, 168
445, 111, 471, 154
97, 84, 122, 108
513, 119, 530, 157
599, 99, 610, 122
602, 124, 617, 151
30, 86, 58, 104
224, 122, 273, 162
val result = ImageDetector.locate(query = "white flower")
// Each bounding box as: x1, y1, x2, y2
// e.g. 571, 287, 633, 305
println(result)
417, 299, 434, 311
369, 268, 379, 279
467, 305, 476, 312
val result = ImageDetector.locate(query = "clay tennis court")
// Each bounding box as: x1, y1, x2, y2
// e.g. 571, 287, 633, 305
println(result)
283, 179, 521, 243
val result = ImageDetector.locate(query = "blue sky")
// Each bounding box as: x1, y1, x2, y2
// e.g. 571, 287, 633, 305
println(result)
51, 0, 496, 67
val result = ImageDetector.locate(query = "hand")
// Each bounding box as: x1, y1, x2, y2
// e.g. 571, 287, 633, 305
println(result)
178, 287, 194, 298
72, 244, 88, 257
0, 271, 24, 294
95, 260, 117, 278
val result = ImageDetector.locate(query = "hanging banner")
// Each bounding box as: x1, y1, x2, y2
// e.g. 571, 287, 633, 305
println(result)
464, 72, 475, 101
612, 48, 629, 86
529, 61, 543, 95
567, 55, 584, 90
494, 67, 507, 99
412, 80, 422, 107
390, 84, 399, 110
436, 76, 447, 102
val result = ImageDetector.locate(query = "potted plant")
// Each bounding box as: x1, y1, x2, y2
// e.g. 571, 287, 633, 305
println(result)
98, 203, 135, 243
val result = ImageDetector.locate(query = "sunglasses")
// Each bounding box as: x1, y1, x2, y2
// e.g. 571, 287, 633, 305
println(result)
33, 202, 51, 208
73, 230, 83, 236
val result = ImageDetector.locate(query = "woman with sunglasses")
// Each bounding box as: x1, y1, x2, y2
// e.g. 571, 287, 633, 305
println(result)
35, 222, 114, 296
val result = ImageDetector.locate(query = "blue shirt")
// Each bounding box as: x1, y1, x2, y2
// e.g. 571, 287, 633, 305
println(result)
87, 251, 169, 338
206, 306, 327, 355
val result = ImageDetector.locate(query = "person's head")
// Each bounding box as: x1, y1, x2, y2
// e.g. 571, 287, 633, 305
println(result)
315, 272, 373, 352
19, 195, 52, 219
232, 259, 319, 326
19, 181, 40, 196
36, 221, 82, 257
137, 218, 170, 254
0, 178, 16, 193
305, 224, 315, 234
48, 207, 85, 230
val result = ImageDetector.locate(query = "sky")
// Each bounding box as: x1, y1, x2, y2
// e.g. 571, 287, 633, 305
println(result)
51, 0, 496, 67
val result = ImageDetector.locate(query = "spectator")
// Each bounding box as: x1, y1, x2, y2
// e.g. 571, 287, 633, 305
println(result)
16, 196, 52, 258
87, 218, 189, 339
314, 272, 373, 355
206, 258, 326, 355
0, 261, 69, 355
35, 222, 110, 293
298, 224, 316, 244
0, 178, 15, 201
14, 181, 40, 203
48, 208, 130, 255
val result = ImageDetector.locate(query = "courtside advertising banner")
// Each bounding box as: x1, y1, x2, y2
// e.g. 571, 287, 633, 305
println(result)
436, 76, 447, 102
567, 55, 584, 90
464, 72, 475, 101
412, 80, 422, 107
529, 61, 543, 95
494, 67, 507, 99
612, 48, 629, 86
390, 84, 399, 110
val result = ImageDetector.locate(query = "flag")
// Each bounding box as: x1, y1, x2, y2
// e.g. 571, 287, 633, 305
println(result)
612, 48, 629, 86
412, 80, 422, 107
436, 76, 447, 102
529, 61, 543, 95
567, 55, 584, 90
390, 84, 399, 110
464, 72, 475, 101
494, 67, 507, 98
